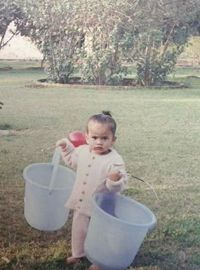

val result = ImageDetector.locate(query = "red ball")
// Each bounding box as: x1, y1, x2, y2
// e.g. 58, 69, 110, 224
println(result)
68, 130, 87, 147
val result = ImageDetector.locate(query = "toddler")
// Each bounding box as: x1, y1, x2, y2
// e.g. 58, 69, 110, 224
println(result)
56, 111, 128, 270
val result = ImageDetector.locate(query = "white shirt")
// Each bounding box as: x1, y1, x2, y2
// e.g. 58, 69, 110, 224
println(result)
60, 141, 128, 216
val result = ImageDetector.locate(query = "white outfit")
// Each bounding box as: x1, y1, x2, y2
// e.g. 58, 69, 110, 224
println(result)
59, 139, 128, 257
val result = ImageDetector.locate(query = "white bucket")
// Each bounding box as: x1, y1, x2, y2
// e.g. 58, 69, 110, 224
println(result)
23, 149, 75, 231
84, 192, 157, 270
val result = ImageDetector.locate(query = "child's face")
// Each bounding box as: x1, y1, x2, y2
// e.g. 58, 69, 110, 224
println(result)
86, 121, 116, 155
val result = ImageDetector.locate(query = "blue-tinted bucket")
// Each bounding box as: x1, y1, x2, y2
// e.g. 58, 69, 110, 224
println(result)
23, 149, 75, 231
85, 192, 156, 270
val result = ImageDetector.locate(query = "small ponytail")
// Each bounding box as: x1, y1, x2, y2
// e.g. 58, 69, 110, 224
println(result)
102, 110, 112, 117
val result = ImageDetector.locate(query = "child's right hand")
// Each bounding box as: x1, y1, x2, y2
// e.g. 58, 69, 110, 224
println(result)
56, 138, 68, 151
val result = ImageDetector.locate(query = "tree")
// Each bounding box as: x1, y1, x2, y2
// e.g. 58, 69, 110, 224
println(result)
16, 0, 200, 86
0, 0, 23, 50
113, 0, 200, 86
79, 0, 128, 85
19, 0, 85, 83
80, 0, 199, 86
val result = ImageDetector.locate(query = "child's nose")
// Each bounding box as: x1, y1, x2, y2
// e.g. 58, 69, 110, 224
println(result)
96, 138, 103, 144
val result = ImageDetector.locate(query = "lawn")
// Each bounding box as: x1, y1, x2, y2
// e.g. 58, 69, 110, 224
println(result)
0, 61, 200, 270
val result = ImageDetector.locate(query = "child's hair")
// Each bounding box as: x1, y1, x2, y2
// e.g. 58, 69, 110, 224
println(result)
87, 111, 117, 135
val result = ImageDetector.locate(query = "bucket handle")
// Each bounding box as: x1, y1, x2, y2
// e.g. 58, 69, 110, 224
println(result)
131, 175, 159, 202
48, 147, 61, 194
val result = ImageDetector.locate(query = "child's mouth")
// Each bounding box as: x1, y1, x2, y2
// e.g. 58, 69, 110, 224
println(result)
94, 147, 103, 150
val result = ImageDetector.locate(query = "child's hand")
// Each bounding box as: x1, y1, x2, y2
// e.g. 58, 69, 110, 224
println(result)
107, 171, 122, 182
56, 139, 68, 151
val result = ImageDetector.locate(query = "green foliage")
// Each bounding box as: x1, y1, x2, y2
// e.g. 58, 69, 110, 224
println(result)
136, 46, 184, 86
0, 0, 23, 49
120, 0, 199, 86
9, 0, 200, 85
79, 0, 127, 85
20, 0, 84, 83
81, 48, 126, 85
42, 30, 83, 83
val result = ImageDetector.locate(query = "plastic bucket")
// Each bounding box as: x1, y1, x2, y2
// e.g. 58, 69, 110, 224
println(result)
84, 192, 156, 270
23, 149, 75, 231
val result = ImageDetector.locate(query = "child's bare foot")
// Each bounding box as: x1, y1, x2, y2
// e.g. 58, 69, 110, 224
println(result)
88, 264, 102, 270
66, 256, 81, 264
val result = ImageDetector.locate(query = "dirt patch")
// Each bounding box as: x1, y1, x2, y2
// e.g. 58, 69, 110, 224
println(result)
36, 77, 188, 89
0, 66, 13, 71
153, 80, 189, 89
0, 129, 30, 136
0, 130, 17, 136
25, 83, 48, 88
186, 75, 200, 79
38, 77, 138, 87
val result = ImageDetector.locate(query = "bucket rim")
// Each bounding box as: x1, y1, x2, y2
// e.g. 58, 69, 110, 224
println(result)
93, 192, 157, 229
23, 162, 75, 191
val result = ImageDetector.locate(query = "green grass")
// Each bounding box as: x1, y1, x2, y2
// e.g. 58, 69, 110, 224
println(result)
0, 61, 200, 270
0, 59, 42, 69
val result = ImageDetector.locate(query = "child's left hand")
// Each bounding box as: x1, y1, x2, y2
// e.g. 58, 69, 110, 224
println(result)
107, 171, 122, 182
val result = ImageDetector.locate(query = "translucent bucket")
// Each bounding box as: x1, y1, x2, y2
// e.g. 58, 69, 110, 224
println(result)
23, 149, 75, 231
84, 192, 156, 270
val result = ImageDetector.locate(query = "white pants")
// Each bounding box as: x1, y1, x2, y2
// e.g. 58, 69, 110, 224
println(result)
71, 211, 90, 258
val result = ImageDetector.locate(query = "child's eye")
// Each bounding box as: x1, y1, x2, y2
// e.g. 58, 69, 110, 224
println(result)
102, 137, 108, 140
92, 136, 97, 140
